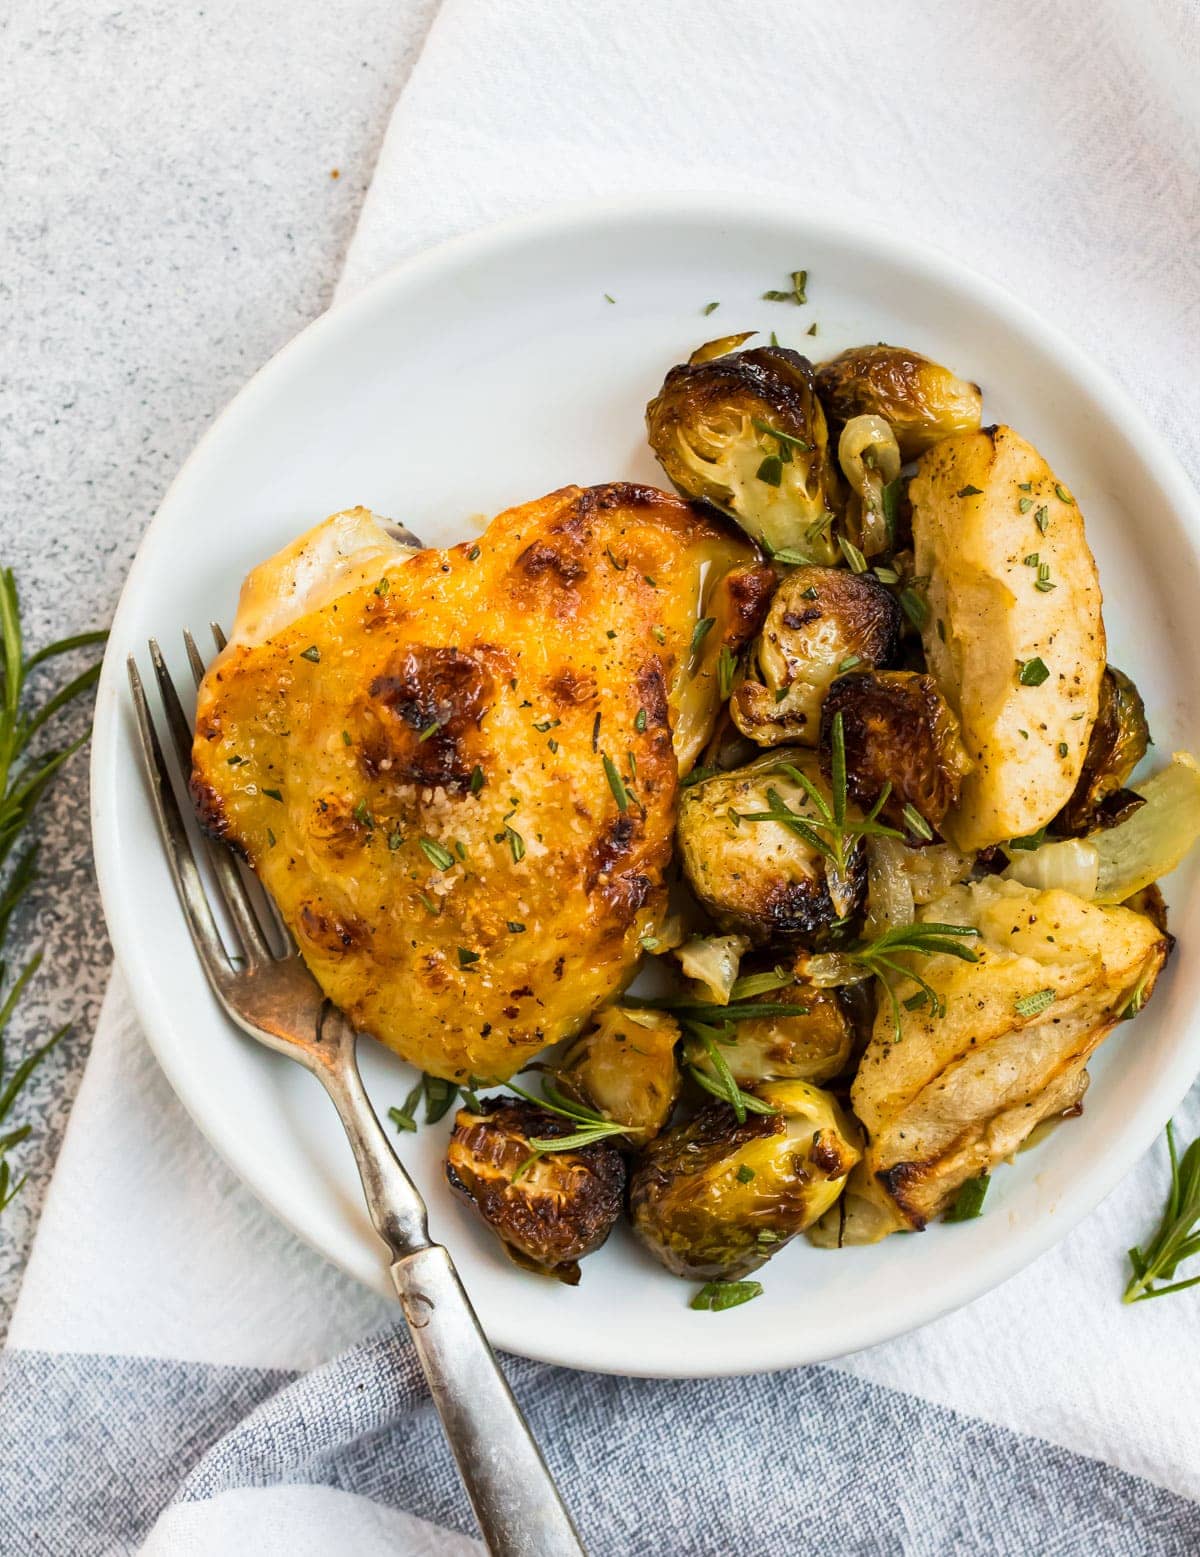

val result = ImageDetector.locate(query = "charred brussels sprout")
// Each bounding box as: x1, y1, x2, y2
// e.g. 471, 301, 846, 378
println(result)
446, 1097, 625, 1284
815, 344, 983, 460
1057, 666, 1150, 836
730, 565, 901, 748
820, 670, 971, 836
684, 981, 852, 1086
629, 1080, 860, 1279
645, 343, 840, 560
676, 750, 866, 944
550, 1005, 682, 1142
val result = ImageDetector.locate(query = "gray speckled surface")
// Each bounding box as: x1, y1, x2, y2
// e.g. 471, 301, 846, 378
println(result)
0, 0, 438, 1328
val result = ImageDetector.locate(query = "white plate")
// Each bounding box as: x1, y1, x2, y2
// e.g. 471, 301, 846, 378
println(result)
92, 194, 1200, 1377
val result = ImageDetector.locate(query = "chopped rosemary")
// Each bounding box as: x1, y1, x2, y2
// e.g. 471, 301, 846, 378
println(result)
417, 719, 443, 742
469, 764, 485, 794
756, 454, 784, 487
1055, 483, 1073, 504
635, 707, 648, 733
299, 645, 320, 663
956, 485, 983, 498
703, 301, 720, 315
505, 825, 526, 863
262, 787, 283, 802
1035, 506, 1049, 534
602, 753, 630, 812
374, 576, 390, 596
838, 535, 868, 574
751, 419, 811, 455
1018, 497, 1033, 514
419, 835, 455, 871
467, 544, 481, 561
1017, 657, 1050, 687
736, 1164, 756, 1183
1014, 988, 1055, 1018
690, 617, 716, 658
457, 946, 480, 967
717, 646, 737, 701
945, 1175, 990, 1222
691, 1279, 763, 1311
901, 803, 934, 841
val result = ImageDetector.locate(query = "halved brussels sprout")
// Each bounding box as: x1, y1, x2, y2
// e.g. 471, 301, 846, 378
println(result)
815, 344, 983, 459
684, 980, 852, 1086
820, 670, 972, 835
629, 1080, 860, 1279
645, 342, 841, 559
676, 750, 866, 944
837, 415, 902, 558
550, 1005, 682, 1142
445, 1097, 625, 1284
730, 565, 901, 748
1057, 666, 1150, 836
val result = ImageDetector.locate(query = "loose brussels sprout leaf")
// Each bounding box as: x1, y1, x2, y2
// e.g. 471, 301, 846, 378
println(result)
837, 415, 902, 557
815, 344, 983, 460
645, 345, 841, 559
676, 750, 866, 943
1056, 666, 1150, 836
673, 934, 750, 1004
445, 1097, 625, 1283
549, 1005, 682, 1142
1005, 754, 1200, 904
731, 566, 901, 749
819, 670, 972, 835
629, 1080, 861, 1279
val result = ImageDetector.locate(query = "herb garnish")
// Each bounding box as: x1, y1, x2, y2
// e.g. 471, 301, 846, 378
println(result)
691, 1279, 763, 1311
690, 617, 716, 659
762, 269, 807, 304
945, 1176, 989, 1222
419, 835, 455, 871
717, 646, 737, 701
1125, 1121, 1200, 1302
846, 921, 981, 1040
505, 825, 526, 863
703, 301, 720, 315
956, 485, 983, 498
635, 707, 648, 733
838, 535, 868, 574
756, 454, 784, 487
602, 753, 630, 812
1017, 656, 1050, 687
736, 712, 903, 875
417, 719, 443, 742
502, 1079, 641, 1180
299, 645, 320, 663
1014, 988, 1055, 1018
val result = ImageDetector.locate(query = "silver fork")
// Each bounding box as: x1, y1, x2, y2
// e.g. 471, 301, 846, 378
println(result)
128, 632, 586, 1557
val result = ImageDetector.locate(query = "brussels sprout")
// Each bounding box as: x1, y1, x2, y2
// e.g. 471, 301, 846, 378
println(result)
730, 565, 901, 748
645, 343, 841, 560
819, 670, 972, 836
837, 415, 902, 558
815, 344, 983, 459
445, 1097, 625, 1284
629, 1080, 860, 1278
1057, 666, 1150, 836
676, 750, 866, 944
684, 981, 852, 1086
550, 1005, 682, 1142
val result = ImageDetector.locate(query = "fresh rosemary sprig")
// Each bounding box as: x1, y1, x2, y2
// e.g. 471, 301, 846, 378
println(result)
736, 712, 904, 875
845, 920, 981, 1041
0, 569, 106, 1214
1124, 1120, 1200, 1303
501, 1077, 642, 1180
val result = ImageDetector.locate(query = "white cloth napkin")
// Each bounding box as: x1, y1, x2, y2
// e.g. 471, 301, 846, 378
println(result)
6, 1, 1200, 1551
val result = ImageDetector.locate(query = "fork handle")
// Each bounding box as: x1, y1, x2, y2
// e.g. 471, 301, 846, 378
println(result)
391, 1245, 587, 1556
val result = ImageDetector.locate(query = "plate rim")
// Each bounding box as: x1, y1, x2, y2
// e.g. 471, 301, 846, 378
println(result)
91, 190, 1200, 1377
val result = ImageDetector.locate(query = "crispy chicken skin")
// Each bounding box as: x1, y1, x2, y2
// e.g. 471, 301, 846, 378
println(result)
829, 877, 1169, 1242
191, 483, 760, 1081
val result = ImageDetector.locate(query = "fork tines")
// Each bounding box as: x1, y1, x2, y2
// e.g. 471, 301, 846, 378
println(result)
127, 629, 290, 988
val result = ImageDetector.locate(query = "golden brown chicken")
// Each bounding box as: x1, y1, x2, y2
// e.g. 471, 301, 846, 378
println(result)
191, 483, 766, 1081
